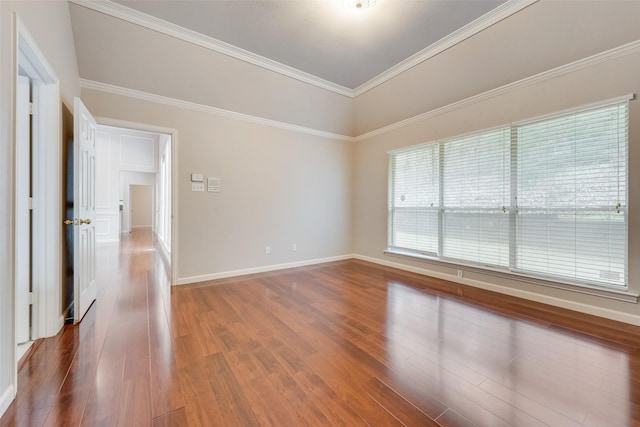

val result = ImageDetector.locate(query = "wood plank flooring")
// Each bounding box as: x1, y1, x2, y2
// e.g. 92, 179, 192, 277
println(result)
2, 228, 640, 426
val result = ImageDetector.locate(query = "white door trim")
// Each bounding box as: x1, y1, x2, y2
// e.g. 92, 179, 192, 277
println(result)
6, 14, 63, 414
94, 116, 179, 286
15, 15, 63, 338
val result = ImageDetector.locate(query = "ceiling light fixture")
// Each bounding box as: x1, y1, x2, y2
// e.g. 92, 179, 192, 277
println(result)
343, 0, 377, 12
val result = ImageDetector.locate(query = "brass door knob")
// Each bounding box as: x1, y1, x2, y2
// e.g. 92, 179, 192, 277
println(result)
80, 218, 92, 225
63, 219, 74, 225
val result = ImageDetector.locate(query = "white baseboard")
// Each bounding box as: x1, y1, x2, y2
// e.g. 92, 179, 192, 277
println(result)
0, 384, 16, 419
174, 252, 640, 326
354, 254, 640, 326
176, 254, 355, 285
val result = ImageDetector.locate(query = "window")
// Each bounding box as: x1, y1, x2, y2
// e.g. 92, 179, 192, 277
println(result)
389, 144, 439, 255
388, 99, 629, 289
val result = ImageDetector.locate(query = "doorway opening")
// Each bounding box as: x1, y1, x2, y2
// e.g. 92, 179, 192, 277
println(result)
130, 185, 153, 231
94, 123, 174, 279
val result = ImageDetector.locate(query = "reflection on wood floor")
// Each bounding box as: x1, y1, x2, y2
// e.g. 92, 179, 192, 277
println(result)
2, 228, 640, 426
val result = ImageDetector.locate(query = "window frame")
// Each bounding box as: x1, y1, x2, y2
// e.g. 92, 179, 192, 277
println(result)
387, 95, 633, 295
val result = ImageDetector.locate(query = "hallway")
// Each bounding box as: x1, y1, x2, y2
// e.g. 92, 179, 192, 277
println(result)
1, 229, 180, 426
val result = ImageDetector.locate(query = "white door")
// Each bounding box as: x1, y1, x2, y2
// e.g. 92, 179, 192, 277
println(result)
16, 75, 31, 343
73, 97, 97, 323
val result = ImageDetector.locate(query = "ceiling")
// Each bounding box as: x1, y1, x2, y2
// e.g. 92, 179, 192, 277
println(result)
111, 0, 506, 91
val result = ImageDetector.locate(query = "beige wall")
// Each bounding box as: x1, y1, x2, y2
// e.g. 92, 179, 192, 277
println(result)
353, 46, 640, 324
69, 3, 354, 137
130, 185, 153, 228
0, 0, 80, 413
81, 89, 353, 282
354, 1, 640, 135
65, 0, 640, 324
3, 5, 640, 420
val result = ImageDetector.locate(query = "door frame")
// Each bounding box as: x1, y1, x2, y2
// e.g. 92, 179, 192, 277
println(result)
10, 14, 63, 398
14, 16, 63, 339
96, 117, 178, 286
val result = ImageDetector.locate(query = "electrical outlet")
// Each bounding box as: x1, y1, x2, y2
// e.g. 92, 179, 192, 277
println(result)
291, 243, 297, 252
265, 246, 271, 255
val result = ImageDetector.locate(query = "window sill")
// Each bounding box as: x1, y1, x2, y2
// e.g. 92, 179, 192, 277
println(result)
384, 249, 639, 304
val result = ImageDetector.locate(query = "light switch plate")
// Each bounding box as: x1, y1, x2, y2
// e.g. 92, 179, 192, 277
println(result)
192, 182, 204, 192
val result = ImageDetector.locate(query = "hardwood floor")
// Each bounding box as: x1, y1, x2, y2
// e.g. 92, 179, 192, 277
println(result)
2, 228, 640, 426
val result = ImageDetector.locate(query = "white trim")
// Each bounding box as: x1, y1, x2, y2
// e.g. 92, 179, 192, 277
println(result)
387, 122, 508, 155
353, 254, 640, 326
30, 82, 62, 339
383, 249, 638, 303
81, 79, 353, 142
81, 39, 640, 144
156, 232, 171, 264
95, 210, 120, 215
176, 254, 355, 285
69, 0, 533, 98
355, 39, 640, 142
385, 93, 635, 156
511, 93, 635, 126
0, 385, 16, 417
16, 22, 57, 85
69, 0, 353, 97
176, 252, 640, 326
15, 15, 63, 339
353, 0, 538, 96
6, 15, 63, 418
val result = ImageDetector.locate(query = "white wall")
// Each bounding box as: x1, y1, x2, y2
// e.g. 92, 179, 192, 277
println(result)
0, 0, 80, 417
95, 125, 159, 242
157, 133, 171, 253
95, 129, 120, 242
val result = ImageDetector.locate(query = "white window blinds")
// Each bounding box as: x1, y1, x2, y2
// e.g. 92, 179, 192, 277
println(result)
388, 99, 629, 289
389, 144, 439, 255
514, 102, 628, 287
442, 128, 510, 267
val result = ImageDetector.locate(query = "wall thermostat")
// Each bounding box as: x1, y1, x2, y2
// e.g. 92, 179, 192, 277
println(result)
208, 177, 220, 192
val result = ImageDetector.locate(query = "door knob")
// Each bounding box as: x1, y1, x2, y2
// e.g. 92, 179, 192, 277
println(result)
80, 218, 92, 225
63, 219, 74, 225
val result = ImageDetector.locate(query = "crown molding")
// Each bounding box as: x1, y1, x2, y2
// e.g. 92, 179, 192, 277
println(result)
69, 0, 354, 97
70, 0, 536, 99
80, 36, 640, 144
80, 79, 355, 142
353, 0, 539, 96
354, 38, 640, 142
